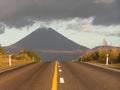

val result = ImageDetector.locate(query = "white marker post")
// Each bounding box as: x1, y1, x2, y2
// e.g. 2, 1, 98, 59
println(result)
106, 54, 109, 65
32, 57, 34, 62
9, 54, 12, 67
81, 57, 82, 62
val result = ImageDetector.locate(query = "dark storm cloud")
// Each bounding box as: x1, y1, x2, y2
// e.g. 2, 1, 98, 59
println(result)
0, 0, 119, 29
0, 23, 5, 34
93, 0, 120, 26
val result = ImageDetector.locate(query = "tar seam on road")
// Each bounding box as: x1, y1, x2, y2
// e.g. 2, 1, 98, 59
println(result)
51, 61, 58, 90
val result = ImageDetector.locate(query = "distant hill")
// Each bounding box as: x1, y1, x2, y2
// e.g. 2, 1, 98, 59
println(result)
4, 28, 89, 61
92, 45, 120, 50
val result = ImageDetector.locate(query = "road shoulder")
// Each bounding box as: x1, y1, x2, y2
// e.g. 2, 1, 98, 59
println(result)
82, 62, 120, 72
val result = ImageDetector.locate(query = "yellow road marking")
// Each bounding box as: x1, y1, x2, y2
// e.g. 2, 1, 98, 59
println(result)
52, 61, 58, 90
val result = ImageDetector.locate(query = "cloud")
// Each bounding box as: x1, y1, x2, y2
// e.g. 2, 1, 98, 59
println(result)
41, 17, 120, 37
77, 27, 120, 37
93, 0, 120, 26
96, 31, 120, 36
0, 0, 119, 29
93, 0, 115, 4
65, 17, 94, 31
82, 26, 120, 37
0, 23, 5, 34
110, 31, 120, 36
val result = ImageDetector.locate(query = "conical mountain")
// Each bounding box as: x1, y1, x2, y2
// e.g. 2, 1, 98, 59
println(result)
4, 28, 89, 60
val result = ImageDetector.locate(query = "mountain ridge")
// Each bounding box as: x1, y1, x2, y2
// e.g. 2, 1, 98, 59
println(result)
4, 28, 89, 60
92, 45, 120, 50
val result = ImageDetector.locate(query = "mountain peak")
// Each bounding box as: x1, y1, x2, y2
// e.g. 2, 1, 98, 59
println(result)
4, 27, 89, 61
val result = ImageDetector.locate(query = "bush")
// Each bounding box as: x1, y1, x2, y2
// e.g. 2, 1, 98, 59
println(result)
0, 44, 4, 55
25, 50, 40, 62
11, 50, 40, 62
81, 48, 120, 64
0, 46, 40, 62
18, 50, 40, 62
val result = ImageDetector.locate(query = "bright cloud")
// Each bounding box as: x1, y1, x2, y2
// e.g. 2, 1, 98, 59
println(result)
93, 0, 115, 4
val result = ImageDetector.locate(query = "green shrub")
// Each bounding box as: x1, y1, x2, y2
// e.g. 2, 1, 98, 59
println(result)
81, 48, 120, 64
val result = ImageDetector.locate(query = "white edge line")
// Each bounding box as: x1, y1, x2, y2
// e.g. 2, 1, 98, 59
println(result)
83, 62, 120, 73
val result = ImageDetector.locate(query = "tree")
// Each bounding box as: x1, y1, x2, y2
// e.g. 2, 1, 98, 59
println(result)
26, 50, 40, 62
0, 44, 4, 54
18, 50, 40, 61
81, 48, 120, 64
92, 51, 99, 60
117, 53, 120, 63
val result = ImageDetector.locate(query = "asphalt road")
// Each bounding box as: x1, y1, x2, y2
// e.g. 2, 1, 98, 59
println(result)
0, 61, 120, 90
0, 62, 54, 90
58, 61, 120, 90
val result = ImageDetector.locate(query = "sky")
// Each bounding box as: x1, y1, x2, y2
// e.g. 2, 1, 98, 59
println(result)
0, 0, 120, 48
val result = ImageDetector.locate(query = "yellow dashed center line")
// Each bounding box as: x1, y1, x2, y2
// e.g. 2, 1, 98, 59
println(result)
51, 61, 58, 90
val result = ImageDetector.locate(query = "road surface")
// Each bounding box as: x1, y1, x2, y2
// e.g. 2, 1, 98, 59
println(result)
58, 61, 120, 90
0, 61, 119, 90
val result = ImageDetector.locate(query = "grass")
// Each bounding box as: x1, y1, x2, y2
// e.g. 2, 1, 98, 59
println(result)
0, 58, 33, 70
89, 60, 120, 69
108, 64, 120, 69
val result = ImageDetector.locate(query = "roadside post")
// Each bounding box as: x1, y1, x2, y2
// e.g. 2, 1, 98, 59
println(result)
9, 54, 12, 67
106, 53, 109, 65
32, 57, 34, 62
81, 57, 82, 62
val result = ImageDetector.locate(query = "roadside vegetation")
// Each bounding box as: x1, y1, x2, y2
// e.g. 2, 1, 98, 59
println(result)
12, 50, 40, 62
78, 47, 120, 68
0, 44, 40, 69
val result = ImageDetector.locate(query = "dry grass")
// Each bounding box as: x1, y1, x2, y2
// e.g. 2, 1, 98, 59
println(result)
0, 58, 32, 70
108, 64, 120, 69
89, 60, 120, 69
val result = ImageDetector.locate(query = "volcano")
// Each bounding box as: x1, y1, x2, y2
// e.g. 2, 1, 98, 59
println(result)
4, 28, 89, 60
